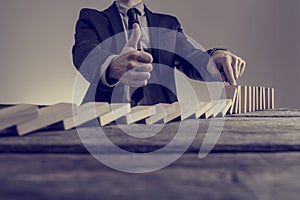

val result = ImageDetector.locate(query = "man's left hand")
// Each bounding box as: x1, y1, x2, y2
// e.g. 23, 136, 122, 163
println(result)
207, 50, 246, 85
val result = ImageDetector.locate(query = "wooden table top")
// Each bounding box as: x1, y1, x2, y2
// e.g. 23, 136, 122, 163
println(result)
0, 109, 299, 200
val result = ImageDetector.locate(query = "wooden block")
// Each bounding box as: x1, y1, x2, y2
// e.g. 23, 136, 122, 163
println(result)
0, 104, 38, 131
251, 86, 256, 112
218, 99, 233, 117
204, 100, 228, 118
145, 103, 177, 125
229, 92, 237, 115
99, 103, 131, 126
63, 102, 109, 130
194, 102, 211, 119
175, 68, 234, 118
262, 87, 266, 110
231, 96, 239, 114
246, 86, 252, 113
237, 86, 242, 114
255, 86, 259, 111
179, 102, 198, 120
17, 103, 75, 136
164, 102, 195, 123
269, 87, 273, 109
204, 108, 214, 119
224, 86, 237, 115
270, 88, 275, 109
240, 86, 247, 113
266, 88, 271, 109
231, 86, 240, 114
163, 102, 181, 123
122, 106, 156, 124
259, 87, 263, 110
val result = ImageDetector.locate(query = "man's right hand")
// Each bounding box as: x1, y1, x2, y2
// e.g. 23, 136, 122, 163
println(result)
108, 23, 153, 87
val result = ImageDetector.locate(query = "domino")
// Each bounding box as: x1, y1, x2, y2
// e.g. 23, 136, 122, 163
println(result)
17, 103, 75, 136
270, 88, 275, 109
255, 86, 259, 111
63, 102, 109, 130
194, 101, 211, 119
120, 106, 156, 124
205, 100, 231, 118
0, 70, 276, 136
218, 99, 233, 117
262, 87, 266, 110
0, 104, 38, 131
246, 86, 252, 112
240, 86, 248, 113
251, 86, 256, 112
99, 103, 131, 126
145, 103, 177, 125
224, 86, 237, 115
164, 102, 196, 123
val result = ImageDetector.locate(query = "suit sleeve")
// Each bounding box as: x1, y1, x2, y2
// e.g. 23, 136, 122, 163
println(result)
72, 9, 117, 90
172, 17, 216, 82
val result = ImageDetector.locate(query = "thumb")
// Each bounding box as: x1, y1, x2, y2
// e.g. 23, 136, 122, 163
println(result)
126, 23, 141, 49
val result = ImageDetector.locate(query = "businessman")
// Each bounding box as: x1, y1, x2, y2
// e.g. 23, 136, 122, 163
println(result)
72, 0, 246, 105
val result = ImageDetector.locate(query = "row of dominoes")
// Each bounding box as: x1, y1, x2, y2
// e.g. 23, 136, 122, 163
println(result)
229, 85, 275, 114
0, 86, 274, 136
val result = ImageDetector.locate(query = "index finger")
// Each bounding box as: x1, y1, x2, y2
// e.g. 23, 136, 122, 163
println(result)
223, 59, 237, 85
134, 63, 153, 72
128, 51, 153, 63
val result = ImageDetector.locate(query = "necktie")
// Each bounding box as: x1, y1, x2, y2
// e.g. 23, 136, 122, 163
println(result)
127, 8, 140, 30
125, 8, 144, 106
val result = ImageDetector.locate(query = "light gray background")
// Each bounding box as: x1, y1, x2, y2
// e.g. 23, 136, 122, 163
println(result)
0, 0, 299, 108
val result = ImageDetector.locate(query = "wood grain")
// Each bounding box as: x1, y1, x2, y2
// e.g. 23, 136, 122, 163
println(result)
0, 110, 298, 199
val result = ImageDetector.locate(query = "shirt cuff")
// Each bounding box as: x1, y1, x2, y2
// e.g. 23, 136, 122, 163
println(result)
100, 54, 120, 87
207, 48, 228, 57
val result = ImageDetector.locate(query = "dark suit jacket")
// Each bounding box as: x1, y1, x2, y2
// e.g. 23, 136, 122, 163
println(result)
72, 2, 214, 105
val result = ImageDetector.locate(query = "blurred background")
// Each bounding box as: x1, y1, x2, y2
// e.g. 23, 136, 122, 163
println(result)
0, 0, 299, 108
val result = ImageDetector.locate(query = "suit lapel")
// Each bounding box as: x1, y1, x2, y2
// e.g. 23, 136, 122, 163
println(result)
104, 2, 126, 53
144, 6, 160, 63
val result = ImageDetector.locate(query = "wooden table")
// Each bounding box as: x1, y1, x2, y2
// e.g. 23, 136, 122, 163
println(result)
0, 109, 300, 200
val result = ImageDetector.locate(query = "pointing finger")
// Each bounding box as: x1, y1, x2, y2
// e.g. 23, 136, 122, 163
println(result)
129, 71, 151, 81
134, 63, 153, 72
207, 59, 223, 81
232, 57, 240, 80
240, 60, 246, 77
223, 59, 237, 85
127, 51, 153, 63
